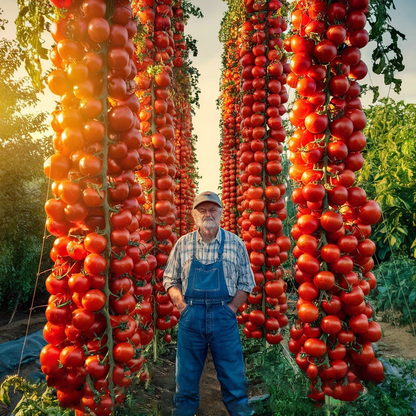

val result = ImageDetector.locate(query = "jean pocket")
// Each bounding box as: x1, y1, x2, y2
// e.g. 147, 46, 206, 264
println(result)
223, 304, 236, 318
179, 305, 190, 320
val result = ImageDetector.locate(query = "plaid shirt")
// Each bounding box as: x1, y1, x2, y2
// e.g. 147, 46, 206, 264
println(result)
163, 228, 255, 297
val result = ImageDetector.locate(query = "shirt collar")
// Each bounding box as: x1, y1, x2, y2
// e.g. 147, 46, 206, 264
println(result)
197, 228, 221, 244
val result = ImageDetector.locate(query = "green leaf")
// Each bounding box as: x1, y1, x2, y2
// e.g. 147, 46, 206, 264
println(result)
0, 379, 11, 405
408, 290, 416, 305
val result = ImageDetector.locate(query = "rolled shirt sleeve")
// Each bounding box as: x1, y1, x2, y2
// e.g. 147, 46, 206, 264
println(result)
235, 237, 255, 294
163, 236, 183, 292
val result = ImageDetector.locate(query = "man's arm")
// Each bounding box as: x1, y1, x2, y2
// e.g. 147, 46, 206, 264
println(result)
167, 286, 187, 313
228, 290, 248, 313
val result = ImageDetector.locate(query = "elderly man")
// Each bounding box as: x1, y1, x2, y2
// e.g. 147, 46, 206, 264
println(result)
163, 191, 255, 416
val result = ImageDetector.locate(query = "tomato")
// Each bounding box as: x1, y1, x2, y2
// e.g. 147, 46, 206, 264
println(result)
303, 338, 327, 357
60, 345, 85, 368
322, 295, 342, 315
249, 310, 265, 326
298, 302, 319, 323
72, 308, 95, 331
340, 286, 364, 307
68, 273, 91, 293
113, 342, 135, 364
43, 322, 66, 345
328, 343, 346, 361
349, 313, 369, 333
337, 329, 355, 344
351, 342, 375, 366
85, 355, 109, 379
45, 301, 71, 326
298, 282, 319, 301
110, 293, 136, 315
361, 358, 384, 383
84, 253, 107, 275
361, 321, 382, 342
82, 289, 106, 311
297, 253, 320, 276
264, 280, 284, 298
320, 315, 342, 335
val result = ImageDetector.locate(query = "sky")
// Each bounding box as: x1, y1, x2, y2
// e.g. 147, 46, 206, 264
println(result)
2, 0, 416, 194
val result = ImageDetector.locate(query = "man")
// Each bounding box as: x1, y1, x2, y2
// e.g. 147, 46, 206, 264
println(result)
163, 191, 255, 416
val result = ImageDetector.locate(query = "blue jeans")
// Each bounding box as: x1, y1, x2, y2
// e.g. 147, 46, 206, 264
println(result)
174, 301, 253, 416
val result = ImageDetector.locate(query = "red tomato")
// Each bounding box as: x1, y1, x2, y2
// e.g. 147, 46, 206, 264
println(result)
304, 338, 327, 357
82, 289, 106, 311
113, 342, 135, 363
249, 309, 266, 326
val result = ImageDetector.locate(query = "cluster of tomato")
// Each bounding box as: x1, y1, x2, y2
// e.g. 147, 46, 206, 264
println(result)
286, 0, 384, 402
172, 2, 197, 236
43, 0, 149, 414
233, 0, 291, 344
219, 34, 240, 234
133, 0, 183, 344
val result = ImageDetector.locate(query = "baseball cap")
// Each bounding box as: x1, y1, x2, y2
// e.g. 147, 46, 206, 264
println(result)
193, 191, 223, 209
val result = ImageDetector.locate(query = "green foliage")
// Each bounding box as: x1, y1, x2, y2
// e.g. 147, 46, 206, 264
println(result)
367, 0, 406, 96
181, 0, 203, 21
356, 99, 416, 260
0, 23, 53, 309
369, 256, 416, 327
0, 375, 75, 416
15, 0, 56, 91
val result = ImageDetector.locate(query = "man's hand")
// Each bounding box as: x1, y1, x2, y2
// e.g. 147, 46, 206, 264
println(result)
228, 290, 249, 314
167, 286, 187, 314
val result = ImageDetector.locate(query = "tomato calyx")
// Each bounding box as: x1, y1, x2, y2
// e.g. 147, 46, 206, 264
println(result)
111, 249, 126, 260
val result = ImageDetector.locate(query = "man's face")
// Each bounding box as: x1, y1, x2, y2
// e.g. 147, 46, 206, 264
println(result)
193, 202, 222, 231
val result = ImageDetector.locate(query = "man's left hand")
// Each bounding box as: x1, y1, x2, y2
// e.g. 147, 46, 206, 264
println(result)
227, 303, 238, 314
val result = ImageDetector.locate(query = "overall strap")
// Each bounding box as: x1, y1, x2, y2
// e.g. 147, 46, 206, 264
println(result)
192, 231, 198, 260
217, 228, 225, 260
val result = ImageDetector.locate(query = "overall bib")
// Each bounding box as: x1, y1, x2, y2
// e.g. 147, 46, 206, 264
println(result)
174, 229, 252, 416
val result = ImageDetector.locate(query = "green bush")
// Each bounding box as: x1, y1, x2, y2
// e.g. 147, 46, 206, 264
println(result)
0, 26, 53, 310
369, 256, 416, 327
357, 99, 416, 261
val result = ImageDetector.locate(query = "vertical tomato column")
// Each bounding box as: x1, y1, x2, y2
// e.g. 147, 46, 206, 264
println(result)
172, 1, 197, 236
219, 33, 240, 234
235, 0, 290, 344
44, 0, 146, 414
132, 0, 159, 354
286, 0, 384, 403
174, 100, 197, 236
133, 0, 180, 355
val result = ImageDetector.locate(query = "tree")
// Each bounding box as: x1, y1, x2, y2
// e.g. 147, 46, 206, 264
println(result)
357, 98, 416, 260
0, 11, 53, 310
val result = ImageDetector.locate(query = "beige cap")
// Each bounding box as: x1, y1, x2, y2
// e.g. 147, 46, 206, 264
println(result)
193, 191, 223, 209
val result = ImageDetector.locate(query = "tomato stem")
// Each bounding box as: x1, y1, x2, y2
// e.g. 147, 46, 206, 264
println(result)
99, 5, 116, 406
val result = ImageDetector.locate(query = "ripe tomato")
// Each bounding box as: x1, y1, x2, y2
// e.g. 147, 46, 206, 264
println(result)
298, 302, 319, 323
249, 309, 265, 326
113, 342, 135, 363
304, 338, 327, 357
82, 289, 106, 311
320, 315, 342, 334
72, 308, 95, 331
60, 345, 85, 368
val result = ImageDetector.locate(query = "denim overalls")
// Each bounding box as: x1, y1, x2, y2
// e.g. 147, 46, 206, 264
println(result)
174, 229, 253, 416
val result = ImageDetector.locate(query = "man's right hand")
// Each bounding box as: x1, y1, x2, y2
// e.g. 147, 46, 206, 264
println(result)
167, 286, 187, 314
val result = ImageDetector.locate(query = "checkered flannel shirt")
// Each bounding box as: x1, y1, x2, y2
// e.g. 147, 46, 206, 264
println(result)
163, 228, 255, 297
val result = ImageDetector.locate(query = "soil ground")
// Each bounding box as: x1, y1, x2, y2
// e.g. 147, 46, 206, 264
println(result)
0, 292, 415, 416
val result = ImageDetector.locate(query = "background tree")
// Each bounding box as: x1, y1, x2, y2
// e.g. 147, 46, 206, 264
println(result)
0, 11, 53, 312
